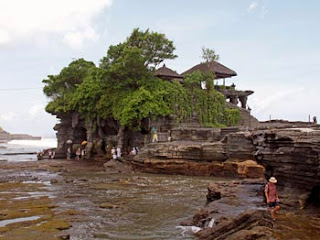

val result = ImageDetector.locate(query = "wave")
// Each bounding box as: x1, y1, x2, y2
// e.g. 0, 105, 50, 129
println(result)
7, 138, 57, 149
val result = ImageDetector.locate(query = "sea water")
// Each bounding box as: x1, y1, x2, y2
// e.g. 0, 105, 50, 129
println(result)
0, 138, 57, 162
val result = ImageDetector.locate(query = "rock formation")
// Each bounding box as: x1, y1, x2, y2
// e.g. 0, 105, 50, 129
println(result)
132, 131, 265, 178
253, 128, 320, 207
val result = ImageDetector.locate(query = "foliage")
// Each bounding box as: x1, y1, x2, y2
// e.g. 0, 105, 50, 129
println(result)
71, 68, 105, 118
201, 47, 220, 62
224, 108, 241, 126
43, 59, 96, 114
100, 28, 177, 70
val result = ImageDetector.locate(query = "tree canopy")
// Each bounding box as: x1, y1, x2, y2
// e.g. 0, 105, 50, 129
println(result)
43, 28, 239, 130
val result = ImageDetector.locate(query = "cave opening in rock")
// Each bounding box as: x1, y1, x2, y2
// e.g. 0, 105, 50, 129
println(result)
306, 186, 320, 207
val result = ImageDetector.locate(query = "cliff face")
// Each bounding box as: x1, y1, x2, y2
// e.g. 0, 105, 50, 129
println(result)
132, 132, 264, 178
132, 128, 320, 207
253, 129, 320, 189
253, 128, 320, 206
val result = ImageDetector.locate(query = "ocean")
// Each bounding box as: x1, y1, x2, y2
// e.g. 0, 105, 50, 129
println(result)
0, 138, 57, 162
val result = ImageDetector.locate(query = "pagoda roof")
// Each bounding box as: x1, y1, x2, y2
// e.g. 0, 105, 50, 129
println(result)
181, 61, 237, 79
154, 64, 183, 79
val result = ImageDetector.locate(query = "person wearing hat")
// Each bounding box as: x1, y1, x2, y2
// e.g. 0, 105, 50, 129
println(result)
265, 176, 280, 220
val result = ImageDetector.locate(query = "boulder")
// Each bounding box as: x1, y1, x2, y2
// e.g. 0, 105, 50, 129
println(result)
206, 183, 222, 203
196, 209, 273, 240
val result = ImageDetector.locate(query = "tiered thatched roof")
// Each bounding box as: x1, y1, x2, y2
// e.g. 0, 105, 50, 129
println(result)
154, 64, 183, 81
182, 61, 237, 79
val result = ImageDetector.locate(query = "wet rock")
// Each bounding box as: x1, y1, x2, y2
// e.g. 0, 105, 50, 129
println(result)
93, 232, 110, 238
193, 209, 211, 227
78, 178, 88, 182
206, 183, 221, 203
50, 178, 58, 184
59, 234, 70, 240
99, 203, 120, 209
65, 178, 74, 183
196, 209, 273, 240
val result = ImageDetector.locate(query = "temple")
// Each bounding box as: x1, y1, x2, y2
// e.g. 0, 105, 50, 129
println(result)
155, 61, 254, 110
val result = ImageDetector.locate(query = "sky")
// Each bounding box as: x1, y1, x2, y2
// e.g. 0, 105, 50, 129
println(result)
0, 0, 319, 137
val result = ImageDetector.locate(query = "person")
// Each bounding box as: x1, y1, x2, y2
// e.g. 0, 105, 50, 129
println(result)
48, 149, 52, 159
37, 151, 44, 160
135, 146, 139, 154
313, 116, 317, 124
152, 128, 158, 143
111, 147, 117, 160
81, 148, 86, 160
130, 147, 137, 155
265, 176, 280, 221
51, 150, 56, 159
66, 147, 71, 160
75, 147, 81, 161
117, 147, 122, 158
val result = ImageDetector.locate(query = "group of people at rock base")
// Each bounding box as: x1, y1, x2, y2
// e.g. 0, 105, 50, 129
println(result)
111, 147, 122, 160
129, 146, 139, 155
66, 146, 86, 160
75, 147, 86, 160
37, 149, 55, 160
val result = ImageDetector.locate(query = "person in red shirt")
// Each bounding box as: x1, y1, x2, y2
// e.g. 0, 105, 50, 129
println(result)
265, 177, 280, 220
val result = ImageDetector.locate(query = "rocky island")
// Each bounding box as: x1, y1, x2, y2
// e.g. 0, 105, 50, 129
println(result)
0, 29, 318, 239
0, 127, 41, 142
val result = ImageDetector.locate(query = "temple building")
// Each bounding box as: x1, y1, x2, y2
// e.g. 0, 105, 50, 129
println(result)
155, 61, 254, 110
154, 64, 183, 82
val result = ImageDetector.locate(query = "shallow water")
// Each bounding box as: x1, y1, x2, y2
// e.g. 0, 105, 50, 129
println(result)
0, 216, 41, 227
0, 139, 57, 161
58, 171, 227, 240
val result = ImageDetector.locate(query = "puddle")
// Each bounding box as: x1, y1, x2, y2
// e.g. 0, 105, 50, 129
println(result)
0, 216, 41, 227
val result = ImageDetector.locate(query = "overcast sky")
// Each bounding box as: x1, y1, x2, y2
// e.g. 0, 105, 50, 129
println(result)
0, 0, 319, 137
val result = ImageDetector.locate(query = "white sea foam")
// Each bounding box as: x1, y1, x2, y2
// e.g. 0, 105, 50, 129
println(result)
176, 225, 202, 236
8, 138, 57, 149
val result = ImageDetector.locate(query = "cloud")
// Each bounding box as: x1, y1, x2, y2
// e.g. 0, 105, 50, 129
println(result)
248, 2, 258, 12
28, 104, 45, 118
247, 0, 270, 18
0, 0, 112, 48
0, 112, 18, 122
0, 103, 57, 137
250, 87, 305, 117
63, 26, 100, 49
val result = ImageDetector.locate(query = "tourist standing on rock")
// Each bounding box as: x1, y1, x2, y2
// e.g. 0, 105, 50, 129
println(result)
265, 177, 280, 220
75, 147, 81, 161
117, 147, 121, 158
111, 147, 117, 160
51, 150, 55, 159
151, 127, 158, 143
66, 147, 71, 160
81, 148, 86, 160
48, 149, 52, 159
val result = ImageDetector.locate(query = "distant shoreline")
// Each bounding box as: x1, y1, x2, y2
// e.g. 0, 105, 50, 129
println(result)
0, 129, 41, 143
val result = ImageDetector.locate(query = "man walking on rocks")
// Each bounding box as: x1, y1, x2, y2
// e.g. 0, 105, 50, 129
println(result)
265, 177, 280, 221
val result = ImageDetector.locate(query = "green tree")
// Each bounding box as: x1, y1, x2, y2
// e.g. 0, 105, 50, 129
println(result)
43, 58, 96, 114
95, 28, 181, 128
